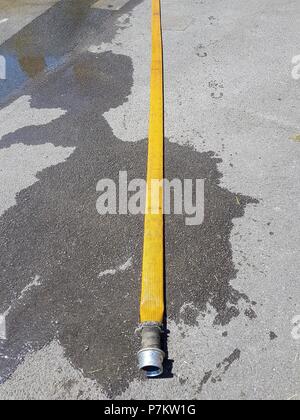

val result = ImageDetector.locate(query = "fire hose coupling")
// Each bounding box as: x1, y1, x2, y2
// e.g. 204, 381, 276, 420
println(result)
137, 324, 165, 378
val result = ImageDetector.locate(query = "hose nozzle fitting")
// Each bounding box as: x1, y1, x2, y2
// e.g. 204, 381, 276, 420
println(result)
137, 325, 165, 378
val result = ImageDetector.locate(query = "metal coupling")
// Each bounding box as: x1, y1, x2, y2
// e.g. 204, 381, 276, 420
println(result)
137, 324, 165, 378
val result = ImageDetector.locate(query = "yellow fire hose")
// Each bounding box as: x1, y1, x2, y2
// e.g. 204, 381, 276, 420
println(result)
137, 0, 165, 378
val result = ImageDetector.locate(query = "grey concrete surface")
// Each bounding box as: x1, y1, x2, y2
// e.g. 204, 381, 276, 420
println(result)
0, 0, 299, 400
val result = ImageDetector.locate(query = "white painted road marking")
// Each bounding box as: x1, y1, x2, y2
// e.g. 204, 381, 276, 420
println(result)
0, 54, 5, 79
0, 18, 8, 24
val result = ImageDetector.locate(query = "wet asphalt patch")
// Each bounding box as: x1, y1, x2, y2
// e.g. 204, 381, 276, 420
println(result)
198, 348, 241, 393
0, 45, 258, 396
0, 0, 137, 103
165, 144, 258, 327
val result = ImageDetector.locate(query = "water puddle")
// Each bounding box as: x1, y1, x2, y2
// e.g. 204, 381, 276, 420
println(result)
0, 0, 103, 103
0, 53, 63, 103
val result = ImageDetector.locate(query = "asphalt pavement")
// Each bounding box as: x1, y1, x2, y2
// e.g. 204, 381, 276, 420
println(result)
0, 0, 299, 400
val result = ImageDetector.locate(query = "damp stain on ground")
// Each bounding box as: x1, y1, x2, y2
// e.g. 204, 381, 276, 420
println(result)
269, 331, 278, 341
198, 348, 241, 393
0, 45, 257, 396
165, 144, 258, 327
0, 0, 127, 103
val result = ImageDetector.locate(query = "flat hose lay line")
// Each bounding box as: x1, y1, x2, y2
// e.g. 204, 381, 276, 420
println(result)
137, 0, 165, 378
140, 0, 164, 325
